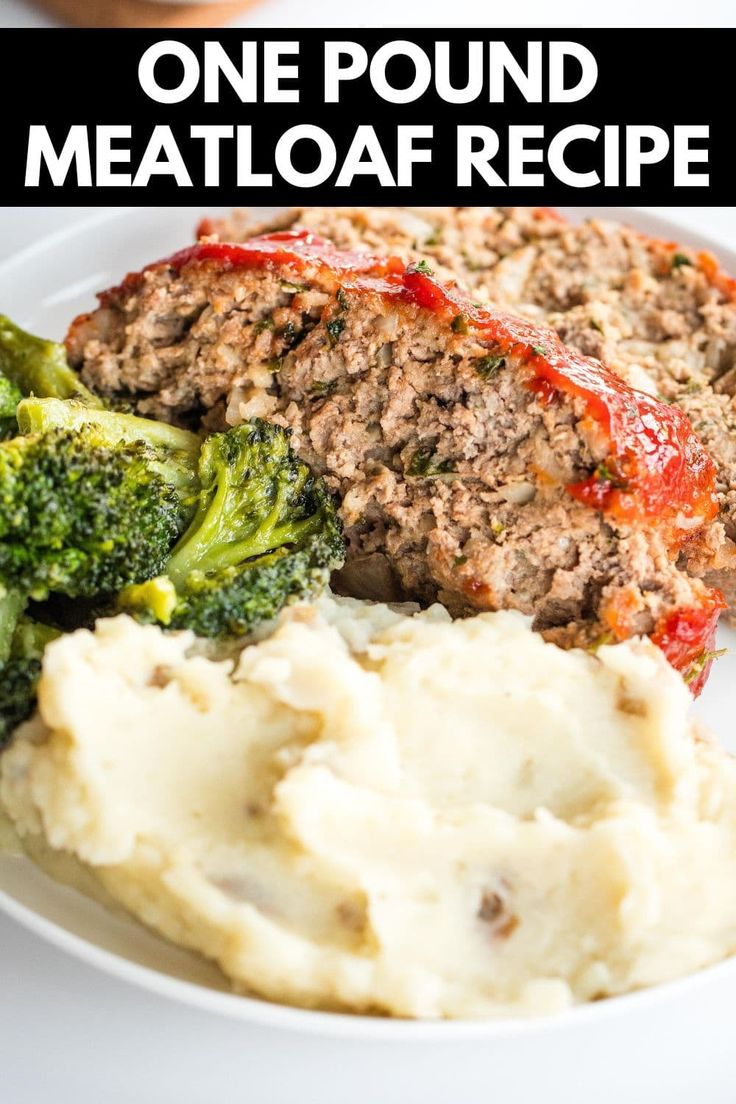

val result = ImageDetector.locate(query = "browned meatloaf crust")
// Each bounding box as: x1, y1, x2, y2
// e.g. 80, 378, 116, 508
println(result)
202, 207, 736, 604
65, 235, 722, 683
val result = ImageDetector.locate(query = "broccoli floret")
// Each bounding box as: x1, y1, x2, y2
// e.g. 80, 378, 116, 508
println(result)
120, 420, 345, 637
0, 315, 101, 405
17, 397, 201, 498
0, 371, 22, 439
0, 606, 60, 747
121, 540, 339, 638
0, 427, 186, 600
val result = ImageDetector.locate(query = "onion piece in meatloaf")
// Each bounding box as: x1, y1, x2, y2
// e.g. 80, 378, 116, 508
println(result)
66, 231, 725, 693
203, 207, 736, 611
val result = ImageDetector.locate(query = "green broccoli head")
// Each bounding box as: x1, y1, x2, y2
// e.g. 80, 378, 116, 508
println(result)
0, 371, 22, 440
120, 420, 345, 637
0, 591, 59, 747
166, 420, 340, 582
17, 396, 201, 499
0, 426, 186, 600
123, 539, 338, 639
0, 314, 101, 405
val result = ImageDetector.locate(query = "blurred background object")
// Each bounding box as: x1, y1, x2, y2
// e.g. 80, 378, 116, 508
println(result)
7, 0, 736, 26
37, 0, 259, 26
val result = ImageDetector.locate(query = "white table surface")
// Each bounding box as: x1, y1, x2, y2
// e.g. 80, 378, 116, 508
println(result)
2, 206, 736, 1103
2, 0, 736, 26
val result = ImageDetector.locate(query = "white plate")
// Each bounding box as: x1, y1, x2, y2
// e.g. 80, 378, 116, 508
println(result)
0, 205, 735, 1040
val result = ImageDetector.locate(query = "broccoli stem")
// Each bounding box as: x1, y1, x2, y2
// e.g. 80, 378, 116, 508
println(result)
0, 589, 26, 663
11, 618, 60, 659
17, 397, 202, 497
0, 315, 102, 406
120, 421, 345, 639
165, 443, 322, 585
165, 462, 234, 587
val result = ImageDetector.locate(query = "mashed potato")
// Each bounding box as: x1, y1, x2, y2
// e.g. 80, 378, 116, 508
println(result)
3, 596, 736, 1019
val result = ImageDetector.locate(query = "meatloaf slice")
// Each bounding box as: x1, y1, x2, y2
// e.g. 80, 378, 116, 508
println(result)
208, 208, 736, 605
198, 206, 565, 294
66, 233, 405, 429
473, 218, 736, 603
66, 234, 724, 692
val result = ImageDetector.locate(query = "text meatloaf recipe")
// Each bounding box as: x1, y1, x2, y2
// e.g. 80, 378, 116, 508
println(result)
4, 596, 736, 1019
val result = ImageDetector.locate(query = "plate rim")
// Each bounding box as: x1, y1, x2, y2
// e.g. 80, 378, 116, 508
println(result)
1, 203, 735, 1038
5, 876, 736, 1040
